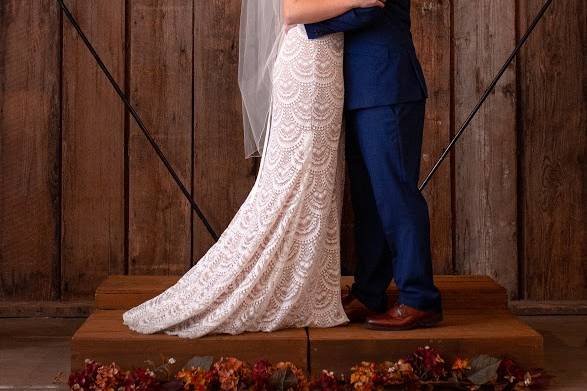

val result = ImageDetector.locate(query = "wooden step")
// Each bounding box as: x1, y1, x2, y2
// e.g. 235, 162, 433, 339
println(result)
307, 310, 543, 376
71, 310, 308, 371
95, 275, 508, 311
71, 309, 543, 374
74, 275, 541, 374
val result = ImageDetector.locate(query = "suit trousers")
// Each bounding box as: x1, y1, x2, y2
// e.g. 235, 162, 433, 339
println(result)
345, 100, 442, 313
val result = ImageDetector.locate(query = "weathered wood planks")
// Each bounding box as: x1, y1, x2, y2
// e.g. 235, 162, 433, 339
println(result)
453, 0, 519, 298
72, 309, 542, 374
0, 1, 584, 308
518, 0, 587, 300
412, 0, 454, 274
0, 300, 93, 317
61, 0, 126, 299
308, 311, 543, 375
0, 0, 61, 300
128, 0, 193, 275
71, 310, 308, 371
192, 0, 257, 262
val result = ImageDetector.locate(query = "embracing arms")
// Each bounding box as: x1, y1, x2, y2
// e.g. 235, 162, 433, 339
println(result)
282, 0, 386, 26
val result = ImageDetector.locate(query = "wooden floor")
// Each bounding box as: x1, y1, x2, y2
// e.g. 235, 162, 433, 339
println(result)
71, 275, 544, 374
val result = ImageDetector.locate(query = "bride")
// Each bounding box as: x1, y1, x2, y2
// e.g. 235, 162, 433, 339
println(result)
122, 0, 386, 338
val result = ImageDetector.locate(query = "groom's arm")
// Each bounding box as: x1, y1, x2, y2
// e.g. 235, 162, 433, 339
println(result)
304, 7, 385, 39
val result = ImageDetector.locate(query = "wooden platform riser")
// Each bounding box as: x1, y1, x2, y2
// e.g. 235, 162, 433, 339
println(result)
72, 275, 542, 375
73, 333, 543, 376
71, 310, 544, 373
309, 338, 543, 376
72, 337, 308, 373
95, 275, 508, 311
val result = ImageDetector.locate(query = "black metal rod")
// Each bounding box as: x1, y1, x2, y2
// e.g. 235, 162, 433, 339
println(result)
57, 0, 219, 241
418, 0, 553, 191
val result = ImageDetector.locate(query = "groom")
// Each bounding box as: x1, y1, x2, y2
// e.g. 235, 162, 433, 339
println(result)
305, 0, 443, 330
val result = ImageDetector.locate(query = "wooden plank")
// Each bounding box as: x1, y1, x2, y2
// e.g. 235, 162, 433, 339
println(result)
96, 275, 508, 294
128, 0, 193, 275
0, 300, 93, 318
73, 310, 543, 376
308, 311, 543, 376
518, 0, 587, 300
453, 0, 518, 297
0, 317, 85, 337
0, 0, 61, 300
95, 275, 508, 311
411, 0, 453, 274
510, 300, 587, 316
192, 0, 257, 262
61, 0, 125, 300
71, 310, 308, 371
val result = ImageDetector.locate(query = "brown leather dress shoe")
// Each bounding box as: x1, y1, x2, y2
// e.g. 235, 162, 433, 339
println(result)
342, 290, 379, 323
365, 303, 443, 331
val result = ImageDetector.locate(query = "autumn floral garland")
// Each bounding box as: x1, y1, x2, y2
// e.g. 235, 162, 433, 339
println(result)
67, 346, 550, 390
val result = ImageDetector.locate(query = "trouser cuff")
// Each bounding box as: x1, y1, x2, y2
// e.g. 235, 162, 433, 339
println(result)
351, 283, 388, 313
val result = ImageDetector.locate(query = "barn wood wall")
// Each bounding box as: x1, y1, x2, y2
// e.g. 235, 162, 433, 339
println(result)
0, 0, 584, 308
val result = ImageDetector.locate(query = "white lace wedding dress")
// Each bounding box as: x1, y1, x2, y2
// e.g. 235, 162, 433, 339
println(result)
122, 25, 349, 338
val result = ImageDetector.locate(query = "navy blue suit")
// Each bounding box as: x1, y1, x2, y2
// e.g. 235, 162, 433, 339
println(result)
305, 0, 442, 313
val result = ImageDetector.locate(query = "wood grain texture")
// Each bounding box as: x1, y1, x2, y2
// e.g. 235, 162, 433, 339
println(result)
0, 0, 61, 300
453, 0, 519, 297
128, 0, 192, 275
61, 0, 125, 299
308, 311, 543, 375
412, 0, 453, 274
192, 0, 257, 261
518, 0, 587, 300
510, 300, 587, 316
0, 1, 585, 306
94, 275, 508, 311
71, 310, 308, 371
0, 300, 93, 317
71, 309, 542, 374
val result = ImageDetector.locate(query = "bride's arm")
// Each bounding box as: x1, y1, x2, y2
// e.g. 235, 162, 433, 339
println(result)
283, 0, 385, 25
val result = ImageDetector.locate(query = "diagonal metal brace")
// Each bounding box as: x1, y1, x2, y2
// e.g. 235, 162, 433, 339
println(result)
56, 0, 219, 241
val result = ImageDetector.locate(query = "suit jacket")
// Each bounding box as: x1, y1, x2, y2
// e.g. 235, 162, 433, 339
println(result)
304, 0, 428, 110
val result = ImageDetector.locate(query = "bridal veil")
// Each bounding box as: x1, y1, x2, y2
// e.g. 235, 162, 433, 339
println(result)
238, 0, 285, 158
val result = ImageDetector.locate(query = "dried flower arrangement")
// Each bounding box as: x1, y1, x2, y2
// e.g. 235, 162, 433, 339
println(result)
66, 346, 550, 390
